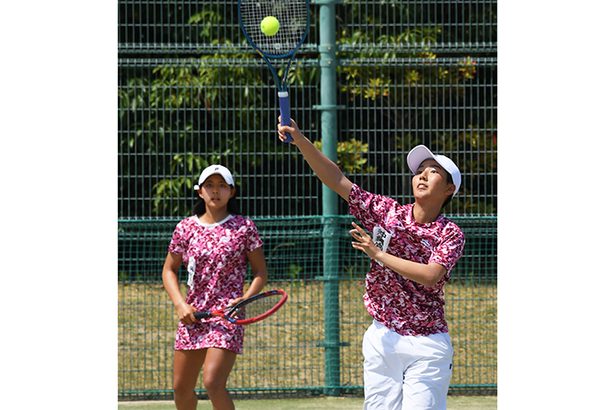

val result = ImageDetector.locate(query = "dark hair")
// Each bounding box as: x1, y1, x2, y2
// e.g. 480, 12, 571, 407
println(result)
441, 172, 455, 209
192, 185, 240, 217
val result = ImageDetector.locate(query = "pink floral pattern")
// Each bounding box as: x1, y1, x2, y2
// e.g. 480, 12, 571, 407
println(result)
348, 184, 465, 336
168, 215, 263, 353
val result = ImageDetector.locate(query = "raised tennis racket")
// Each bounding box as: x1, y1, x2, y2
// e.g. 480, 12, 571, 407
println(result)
238, 0, 310, 143
194, 289, 288, 325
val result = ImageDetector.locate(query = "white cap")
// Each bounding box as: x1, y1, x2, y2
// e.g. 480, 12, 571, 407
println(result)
406, 145, 461, 195
193, 165, 235, 191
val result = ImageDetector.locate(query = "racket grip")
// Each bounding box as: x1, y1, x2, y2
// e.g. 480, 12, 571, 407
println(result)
194, 311, 210, 320
278, 91, 293, 143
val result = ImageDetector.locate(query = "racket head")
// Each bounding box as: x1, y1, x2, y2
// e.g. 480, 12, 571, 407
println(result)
238, 0, 310, 59
227, 289, 288, 325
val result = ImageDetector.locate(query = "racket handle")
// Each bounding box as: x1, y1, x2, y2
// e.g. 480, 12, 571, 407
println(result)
278, 91, 293, 143
194, 311, 210, 320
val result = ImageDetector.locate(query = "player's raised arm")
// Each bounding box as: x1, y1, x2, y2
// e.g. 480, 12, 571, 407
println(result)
278, 118, 353, 202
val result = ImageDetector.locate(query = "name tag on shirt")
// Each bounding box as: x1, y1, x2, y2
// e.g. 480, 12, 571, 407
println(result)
187, 257, 196, 289
372, 225, 392, 266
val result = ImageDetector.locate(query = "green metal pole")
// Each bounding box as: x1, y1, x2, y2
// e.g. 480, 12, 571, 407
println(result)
318, 0, 340, 396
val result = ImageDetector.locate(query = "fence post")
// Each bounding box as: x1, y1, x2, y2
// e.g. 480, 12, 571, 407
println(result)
315, 0, 342, 397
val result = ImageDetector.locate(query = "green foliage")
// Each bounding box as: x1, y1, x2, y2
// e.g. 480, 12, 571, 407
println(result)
338, 25, 477, 102
118, 4, 323, 216
119, 3, 495, 217
338, 24, 440, 101
314, 139, 376, 174
458, 56, 478, 80
119, 7, 271, 216
288, 263, 303, 281
187, 9, 222, 39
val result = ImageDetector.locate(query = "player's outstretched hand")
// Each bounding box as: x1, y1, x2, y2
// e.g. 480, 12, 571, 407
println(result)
277, 117, 305, 144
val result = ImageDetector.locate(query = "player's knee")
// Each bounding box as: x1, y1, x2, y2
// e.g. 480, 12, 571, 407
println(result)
202, 374, 227, 393
173, 379, 195, 397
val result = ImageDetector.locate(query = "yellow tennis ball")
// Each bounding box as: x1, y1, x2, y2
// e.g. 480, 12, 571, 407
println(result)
260, 16, 280, 37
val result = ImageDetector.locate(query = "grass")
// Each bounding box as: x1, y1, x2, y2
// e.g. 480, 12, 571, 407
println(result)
118, 395, 497, 409
119, 279, 496, 396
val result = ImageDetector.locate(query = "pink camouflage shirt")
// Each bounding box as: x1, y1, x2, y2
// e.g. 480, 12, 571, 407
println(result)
168, 214, 263, 353
348, 184, 465, 336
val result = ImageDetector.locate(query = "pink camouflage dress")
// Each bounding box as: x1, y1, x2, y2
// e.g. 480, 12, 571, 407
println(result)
167, 214, 263, 354
348, 184, 465, 336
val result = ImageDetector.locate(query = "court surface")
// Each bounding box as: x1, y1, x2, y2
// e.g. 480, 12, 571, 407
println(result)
119, 395, 497, 409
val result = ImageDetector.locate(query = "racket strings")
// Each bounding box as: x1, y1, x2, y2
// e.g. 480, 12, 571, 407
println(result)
240, 0, 307, 56
234, 294, 284, 320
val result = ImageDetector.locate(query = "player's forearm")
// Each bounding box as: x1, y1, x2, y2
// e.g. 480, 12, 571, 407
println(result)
243, 272, 267, 299
373, 251, 445, 287
162, 252, 188, 307
162, 270, 187, 307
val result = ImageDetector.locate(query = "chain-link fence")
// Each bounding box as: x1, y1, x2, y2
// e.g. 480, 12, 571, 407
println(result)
118, 0, 496, 400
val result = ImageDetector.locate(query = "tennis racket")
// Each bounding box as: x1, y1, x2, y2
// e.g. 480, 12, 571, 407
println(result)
238, 0, 310, 143
194, 289, 288, 325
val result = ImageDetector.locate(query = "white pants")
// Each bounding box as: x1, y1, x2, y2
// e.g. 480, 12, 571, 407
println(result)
362, 320, 453, 410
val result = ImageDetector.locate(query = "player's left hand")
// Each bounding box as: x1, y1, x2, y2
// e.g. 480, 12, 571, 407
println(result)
349, 222, 379, 259
227, 297, 243, 308
227, 297, 246, 319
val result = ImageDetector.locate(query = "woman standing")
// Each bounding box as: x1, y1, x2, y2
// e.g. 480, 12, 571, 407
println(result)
278, 119, 464, 410
162, 164, 268, 410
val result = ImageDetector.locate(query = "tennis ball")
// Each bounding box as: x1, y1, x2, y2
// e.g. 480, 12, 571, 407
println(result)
260, 16, 280, 37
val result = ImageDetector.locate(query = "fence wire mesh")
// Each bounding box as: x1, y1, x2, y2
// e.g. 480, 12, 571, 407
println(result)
118, 0, 497, 400
118, 216, 495, 399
